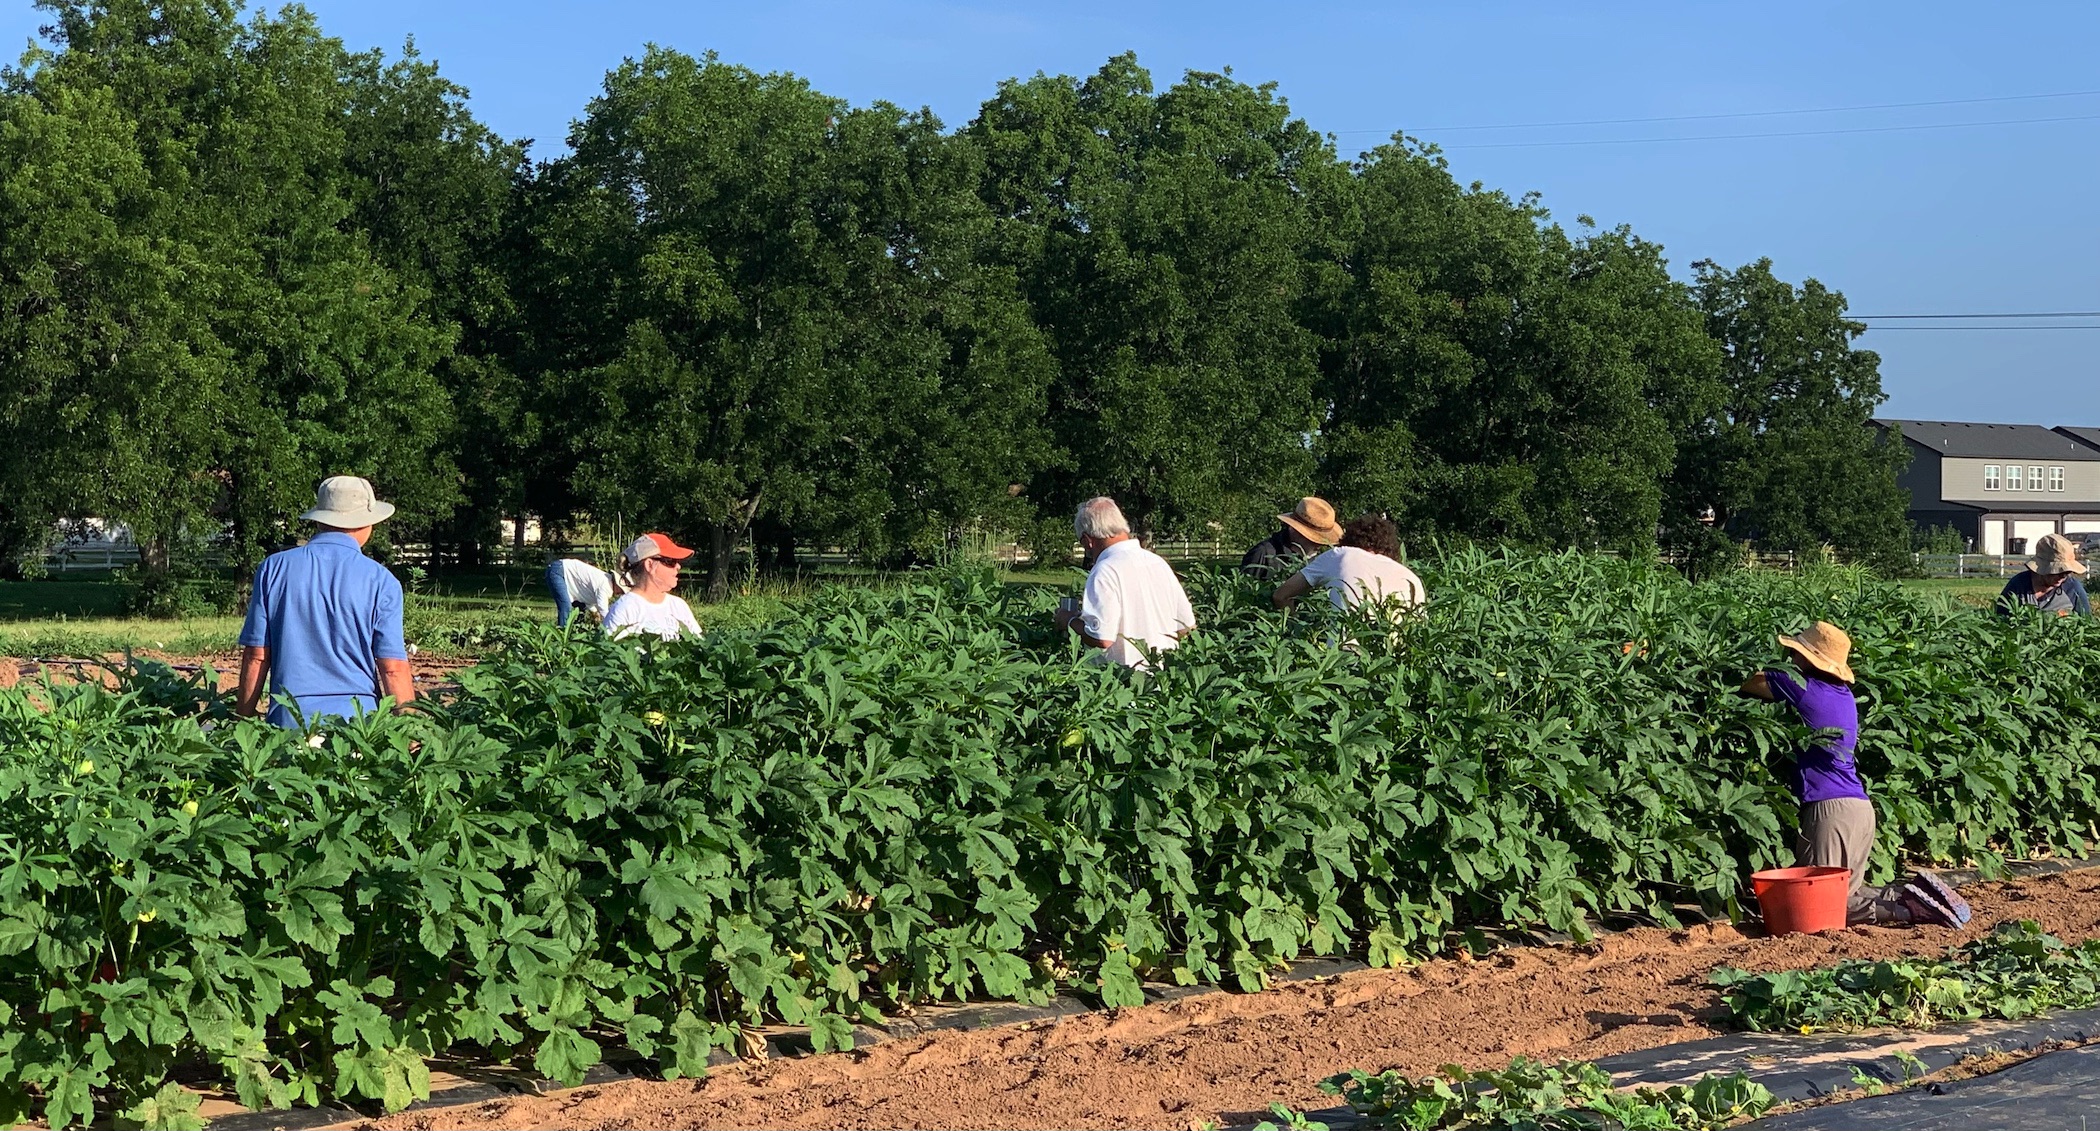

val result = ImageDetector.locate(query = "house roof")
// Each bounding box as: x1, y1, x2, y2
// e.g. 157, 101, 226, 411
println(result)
1875, 419, 2100, 461
2055, 426, 2100, 452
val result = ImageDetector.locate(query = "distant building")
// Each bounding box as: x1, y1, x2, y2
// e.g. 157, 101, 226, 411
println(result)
1874, 420, 2100, 555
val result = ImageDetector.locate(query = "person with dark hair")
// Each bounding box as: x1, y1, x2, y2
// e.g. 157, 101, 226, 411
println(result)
1241, 497, 1342, 579
1270, 514, 1426, 614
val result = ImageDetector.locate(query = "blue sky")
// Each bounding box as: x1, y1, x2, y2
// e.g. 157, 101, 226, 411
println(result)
9, 1, 2097, 423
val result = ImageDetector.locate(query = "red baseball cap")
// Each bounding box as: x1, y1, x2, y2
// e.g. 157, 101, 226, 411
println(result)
623, 533, 696, 564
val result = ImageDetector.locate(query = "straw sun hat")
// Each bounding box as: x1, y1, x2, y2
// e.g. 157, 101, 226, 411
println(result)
1778, 621, 1855, 685
2029, 532, 2089, 577
1278, 497, 1343, 546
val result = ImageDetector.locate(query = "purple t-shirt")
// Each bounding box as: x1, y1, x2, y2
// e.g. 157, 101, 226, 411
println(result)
1764, 668, 1868, 804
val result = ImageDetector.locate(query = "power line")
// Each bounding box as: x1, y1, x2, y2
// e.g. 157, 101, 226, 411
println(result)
1428, 112, 2100, 149
1336, 88, 2100, 135
1855, 311, 2100, 320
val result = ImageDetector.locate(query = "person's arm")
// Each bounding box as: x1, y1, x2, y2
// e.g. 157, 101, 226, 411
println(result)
675, 598, 703, 638
373, 576, 414, 710
377, 657, 416, 708
1737, 671, 1775, 701
235, 646, 270, 717
1271, 571, 1313, 609
1075, 571, 1116, 650
235, 564, 270, 716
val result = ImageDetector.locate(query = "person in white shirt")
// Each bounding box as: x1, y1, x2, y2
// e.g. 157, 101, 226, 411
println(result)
1052, 497, 1196, 668
545, 556, 624, 628
603, 533, 704, 641
1271, 514, 1426, 616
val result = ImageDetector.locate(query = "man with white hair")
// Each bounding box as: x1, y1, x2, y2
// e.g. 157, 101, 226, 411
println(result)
1052, 497, 1196, 668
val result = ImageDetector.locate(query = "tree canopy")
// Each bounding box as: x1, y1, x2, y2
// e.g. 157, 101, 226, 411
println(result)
0, 3, 1915, 581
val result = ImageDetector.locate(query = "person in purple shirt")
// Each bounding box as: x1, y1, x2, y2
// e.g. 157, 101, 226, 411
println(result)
236, 476, 415, 728
1738, 621, 1969, 928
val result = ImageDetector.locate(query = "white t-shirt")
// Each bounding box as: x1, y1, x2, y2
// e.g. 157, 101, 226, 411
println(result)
1298, 546, 1426, 614
1081, 539, 1197, 668
604, 592, 703, 641
553, 558, 620, 617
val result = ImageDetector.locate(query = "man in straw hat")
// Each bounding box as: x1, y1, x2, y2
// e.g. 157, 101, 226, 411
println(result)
236, 476, 414, 727
1997, 532, 2090, 618
1241, 497, 1343, 580
1738, 621, 1969, 928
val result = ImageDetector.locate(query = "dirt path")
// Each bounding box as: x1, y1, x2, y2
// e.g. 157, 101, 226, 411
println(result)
365, 869, 2100, 1131
2, 650, 472, 694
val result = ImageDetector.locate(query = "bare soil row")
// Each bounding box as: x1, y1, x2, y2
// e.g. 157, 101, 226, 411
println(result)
356, 868, 2100, 1131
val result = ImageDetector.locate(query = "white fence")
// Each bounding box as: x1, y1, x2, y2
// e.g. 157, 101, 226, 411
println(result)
41, 543, 142, 573
1911, 553, 2029, 579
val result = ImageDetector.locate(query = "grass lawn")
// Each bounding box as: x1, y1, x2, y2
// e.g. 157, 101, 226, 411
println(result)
0, 561, 1077, 657
1898, 576, 2009, 608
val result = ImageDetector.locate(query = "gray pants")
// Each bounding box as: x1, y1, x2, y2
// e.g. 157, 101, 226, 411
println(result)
1795, 797, 1909, 924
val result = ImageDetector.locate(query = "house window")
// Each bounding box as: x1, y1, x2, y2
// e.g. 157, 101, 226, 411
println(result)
1985, 465, 2000, 491
2009, 465, 2024, 491
2051, 466, 2066, 492
2030, 465, 2045, 491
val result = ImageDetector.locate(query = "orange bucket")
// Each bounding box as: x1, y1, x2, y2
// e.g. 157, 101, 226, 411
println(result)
1751, 866, 1851, 934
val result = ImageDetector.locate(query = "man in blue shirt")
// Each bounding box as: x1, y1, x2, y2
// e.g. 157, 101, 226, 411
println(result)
236, 476, 414, 727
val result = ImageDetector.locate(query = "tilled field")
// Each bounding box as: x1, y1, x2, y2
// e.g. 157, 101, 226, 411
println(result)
366, 869, 2100, 1131
1, 649, 472, 693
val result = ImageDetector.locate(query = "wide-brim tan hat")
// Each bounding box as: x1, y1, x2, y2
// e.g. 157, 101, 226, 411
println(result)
2029, 532, 2088, 576
1778, 620, 1855, 684
301, 475, 396, 527
1278, 496, 1343, 546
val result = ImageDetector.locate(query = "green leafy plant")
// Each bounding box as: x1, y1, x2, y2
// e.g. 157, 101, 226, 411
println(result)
1321, 1057, 1774, 1130
1254, 1102, 1330, 1131
2, 552, 2097, 1125
1712, 920, 2100, 1033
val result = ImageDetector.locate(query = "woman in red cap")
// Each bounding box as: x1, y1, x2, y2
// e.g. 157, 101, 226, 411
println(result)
604, 533, 703, 640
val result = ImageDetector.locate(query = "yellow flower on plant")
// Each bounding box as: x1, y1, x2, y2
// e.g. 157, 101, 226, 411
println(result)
643, 711, 669, 727
76, 759, 95, 775
137, 909, 157, 924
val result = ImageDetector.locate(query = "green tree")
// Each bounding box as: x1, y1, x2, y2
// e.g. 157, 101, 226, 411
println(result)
968, 54, 1346, 542
339, 41, 532, 564
1668, 258, 1909, 567
1314, 140, 1718, 547
537, 49, 1053, 594
0, 0, 457, 570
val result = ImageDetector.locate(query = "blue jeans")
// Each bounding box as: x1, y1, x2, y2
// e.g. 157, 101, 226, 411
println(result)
545, 561, 574, 627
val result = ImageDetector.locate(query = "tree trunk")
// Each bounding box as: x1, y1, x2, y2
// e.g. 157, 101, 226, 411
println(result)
707, 523, 737, 602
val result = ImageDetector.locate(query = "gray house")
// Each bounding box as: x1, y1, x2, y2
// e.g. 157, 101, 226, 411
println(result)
1874, 419, 2100, 555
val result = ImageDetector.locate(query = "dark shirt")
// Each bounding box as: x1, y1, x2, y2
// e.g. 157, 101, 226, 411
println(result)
1763, 668, 1869, 805
1241, 528, 1316, 579
1997, 572, 2091, 618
